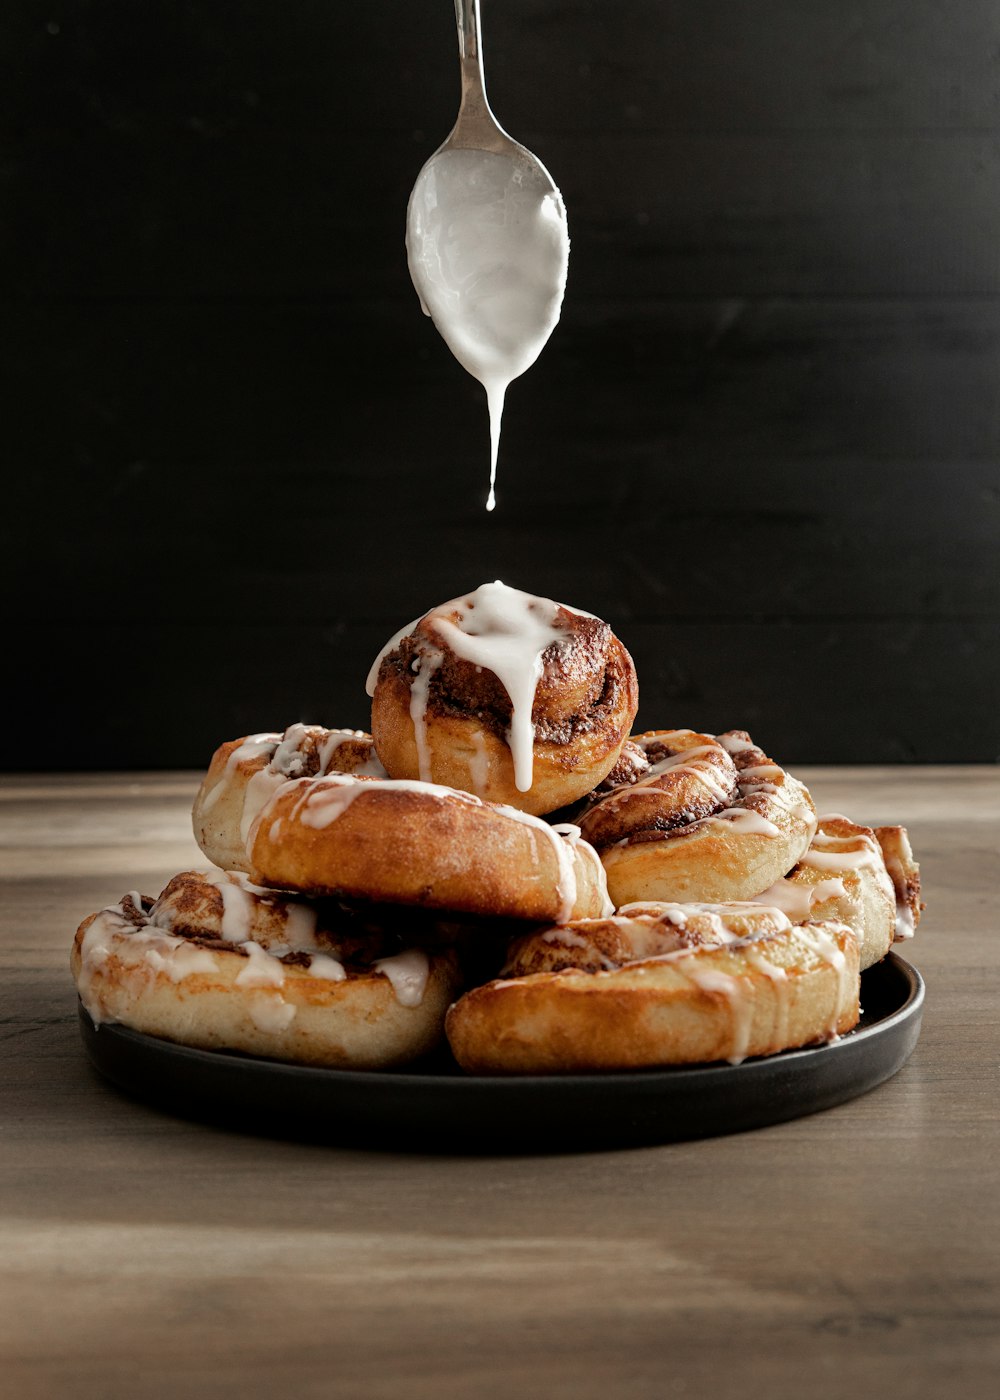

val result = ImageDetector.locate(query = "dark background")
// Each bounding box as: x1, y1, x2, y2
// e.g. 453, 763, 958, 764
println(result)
4, 1, 998, 770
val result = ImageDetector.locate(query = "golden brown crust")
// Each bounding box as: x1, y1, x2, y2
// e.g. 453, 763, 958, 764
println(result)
577, 730, 817, 907
749, 814, 904, 971
192, 725, 385, 872
71, 873, 463, 1069
246, 774, 612, 923
446, 904, 860, 1074
874, 824, 924, 940
370, 610, 639, 816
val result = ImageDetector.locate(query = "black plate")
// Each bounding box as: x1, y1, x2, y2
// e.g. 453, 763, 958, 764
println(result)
78, 953, 924, 1153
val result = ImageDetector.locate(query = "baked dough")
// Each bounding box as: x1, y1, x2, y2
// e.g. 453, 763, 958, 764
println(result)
72, 870, 461, 1068
247, 773, 613, 923
578, 729, 816, 907
193, 724, 386, 872
750, 813, 920, 971
446, 901, 859, 1074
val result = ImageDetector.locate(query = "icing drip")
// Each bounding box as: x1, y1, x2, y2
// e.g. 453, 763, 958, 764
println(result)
408, 647, 445, 783
239, 726, 388, 845
497, 809, 584, 923
286, 774, 480, 832
366, 581, 581, 794
235, 941, 286, 989
428, 582, 565, 792
308, 953, 347, 981
199, 732, 280, 812
373, 949, 431, 1008
715, 733, 753, 755
801, 926, 850, 1039
557, 824, 614, 919
246, 997, 296, 1034
687, 968, 755, 1065
800, 833, 885, 876
199, 869, 256, 944
751, 875, 848, 921
705, 808, 782, 836
745, 950, 790, 1049
617, 901, 793, 947
468, 729, 491, 797
894, 904, 916, 941
77, 903, 219, 1025
143, 942, 219, 984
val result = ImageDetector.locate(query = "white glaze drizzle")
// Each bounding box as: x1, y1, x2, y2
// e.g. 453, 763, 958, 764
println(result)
408, 647, 445, 782
751, 875, 848, 921
894, 904, 916, 941
372, 949, 431, 1008
715, 733, 753, 754
745, 950, 790, 1049
428, 583, 565, 792
198, 732, 281, 812
366, 581, 580, 794
235, 940, 286, 989
198, 868, 256, 944
800, 925, 851, 1040
239, 726, 387, 846
286, 774, 479, 831
686, 968, 755, 1065
246, 997, 296, 1034
142, 941, 220, 984
704, 808, 782, 836
77, 903, 219, 1025
617, 740, 733, 804
308, 953, 347, 981
468, 729, 491, 797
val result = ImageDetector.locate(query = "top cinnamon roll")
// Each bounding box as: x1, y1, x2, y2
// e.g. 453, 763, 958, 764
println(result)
367, 581, 639, 816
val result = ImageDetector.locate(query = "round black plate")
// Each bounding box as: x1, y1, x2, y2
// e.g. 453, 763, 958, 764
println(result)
78, 953, 924, 1153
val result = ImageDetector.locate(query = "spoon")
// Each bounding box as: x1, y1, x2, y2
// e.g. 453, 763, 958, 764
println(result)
406, 0, 570, 511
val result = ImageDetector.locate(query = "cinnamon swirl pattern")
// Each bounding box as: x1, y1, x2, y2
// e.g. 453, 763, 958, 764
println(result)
367, 581, 639, 816
577, 729, 816, 908
446, 902, 860, 1074
72, 871, 462, 1068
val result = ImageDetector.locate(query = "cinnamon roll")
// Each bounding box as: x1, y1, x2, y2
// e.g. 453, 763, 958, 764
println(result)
577, 729, 816, 907
873, 824, 923, 943
750, 814, 922, 971
367, 581, 639, 816
446, 902, 859, 1074
193, 723, 386, 872
247, 772, 613, 923
72, 871, 462, 1068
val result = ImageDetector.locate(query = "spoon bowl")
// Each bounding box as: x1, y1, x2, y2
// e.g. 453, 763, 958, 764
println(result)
405, 0, 570, 510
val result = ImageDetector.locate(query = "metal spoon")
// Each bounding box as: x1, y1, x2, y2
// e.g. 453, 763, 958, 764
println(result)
406, 0, 570, 511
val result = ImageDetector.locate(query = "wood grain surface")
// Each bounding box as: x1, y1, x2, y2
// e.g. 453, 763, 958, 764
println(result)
1, 768, 997, 1399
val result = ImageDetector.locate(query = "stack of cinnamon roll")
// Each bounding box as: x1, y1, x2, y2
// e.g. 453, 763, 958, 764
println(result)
72, 582, 923, 1075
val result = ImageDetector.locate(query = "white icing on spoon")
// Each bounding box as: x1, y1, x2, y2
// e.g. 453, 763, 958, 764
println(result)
405, 1, 569, 511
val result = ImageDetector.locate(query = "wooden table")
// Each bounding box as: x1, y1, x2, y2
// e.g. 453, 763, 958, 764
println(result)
2, 769, 997, 1399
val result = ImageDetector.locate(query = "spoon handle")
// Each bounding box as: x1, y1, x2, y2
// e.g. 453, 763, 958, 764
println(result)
452, 0, 505, 148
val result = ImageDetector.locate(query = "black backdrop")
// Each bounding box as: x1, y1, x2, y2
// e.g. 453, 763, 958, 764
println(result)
4, 1, 999, 770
